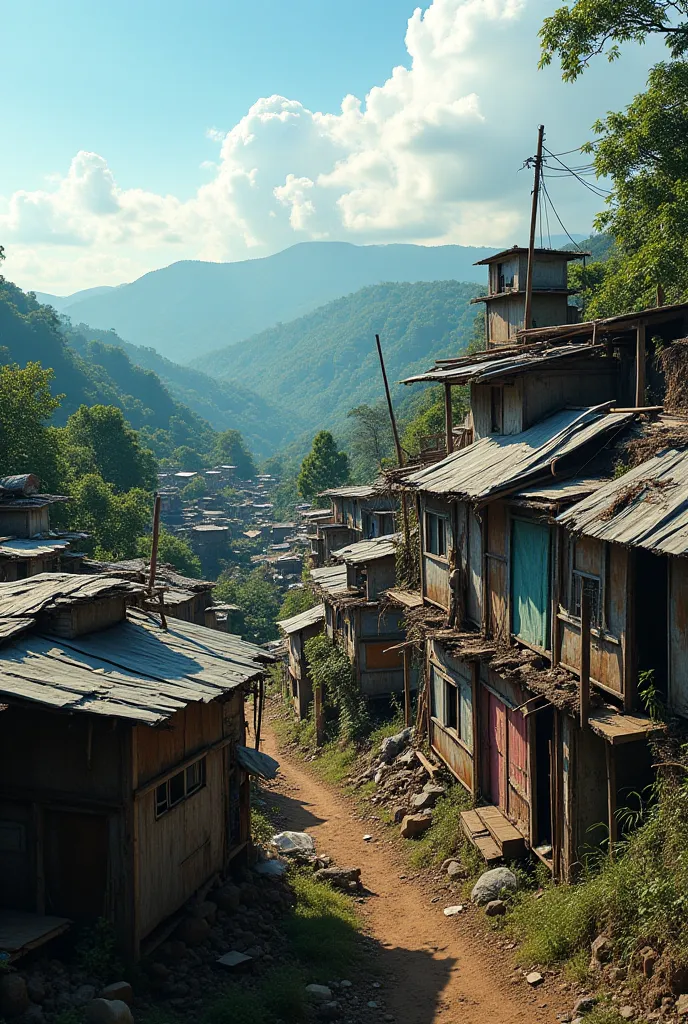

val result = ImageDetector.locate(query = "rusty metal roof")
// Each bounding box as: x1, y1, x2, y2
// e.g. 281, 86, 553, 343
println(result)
278, 603, 325, 636
557, 447, 688, 555
310, 564, 348, 596
0, 609, 271, 725
401, 342, 603, 386
331, 534, 400, 565
404, 406, 634, 502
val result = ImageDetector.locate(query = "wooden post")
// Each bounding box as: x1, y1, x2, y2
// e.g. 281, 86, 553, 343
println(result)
579, 586, 591, 729
375, 332, 412, 556
403, 647, 412, 727
635, 324, 646, 408
444, 382, 454, 455
524, 124, 545, 334
314, 683, 325, 747
148, 492, 161, 594
254, 676, 264, 751
606, 743, 617, 860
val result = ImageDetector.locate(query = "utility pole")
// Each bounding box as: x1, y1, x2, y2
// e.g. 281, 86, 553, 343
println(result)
524, 124, 545, 335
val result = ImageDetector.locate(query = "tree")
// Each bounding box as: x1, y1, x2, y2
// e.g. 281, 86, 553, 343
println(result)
180, 475, 207, 500
213, 429, 256, 479
172, 446, 205, 471
540, 0, 688, 81
137, 528, 202, 579
0, 361, 63, 489
277, 586, 316, 621
69, 474, 152, 560
539, 2, 688, 314
297, 431, 349, 500
401, 386, 468, 457
214, 567, 281, 643
345, 404, 395, 482
62, 405, 157, 492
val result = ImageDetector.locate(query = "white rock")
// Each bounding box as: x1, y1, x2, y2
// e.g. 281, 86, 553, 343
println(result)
443, 905, 464, 917
271, 831, 316, 856
525, 972, 543, 986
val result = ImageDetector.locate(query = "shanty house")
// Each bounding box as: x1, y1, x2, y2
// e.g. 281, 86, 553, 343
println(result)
0, 574, 273, 960
311, 535, 406, 699
0, 475, 85, 582
278, 603, 326, 718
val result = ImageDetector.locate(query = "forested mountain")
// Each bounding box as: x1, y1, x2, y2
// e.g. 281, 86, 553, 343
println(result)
0, 276, 215, 460
45, 241, 496, 362
194, 280, 481, 436
66, 323, 298, 456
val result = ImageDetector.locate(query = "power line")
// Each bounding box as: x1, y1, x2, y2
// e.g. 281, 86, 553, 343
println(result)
540, 178, 586, 251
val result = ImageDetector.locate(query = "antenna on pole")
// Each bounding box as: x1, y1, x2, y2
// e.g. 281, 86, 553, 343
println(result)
524, 124, 545, 335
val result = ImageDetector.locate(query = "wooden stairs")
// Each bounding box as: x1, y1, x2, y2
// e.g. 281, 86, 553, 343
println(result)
460, 805, 528, 863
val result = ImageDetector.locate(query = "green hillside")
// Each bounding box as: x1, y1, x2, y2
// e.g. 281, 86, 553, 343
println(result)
0, 276, 214, 460
66, 322, 299, 456
193, 280, 481, 435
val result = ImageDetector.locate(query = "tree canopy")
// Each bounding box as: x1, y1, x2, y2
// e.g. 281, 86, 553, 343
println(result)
137, 528, 202, 579
297, 431, 349, 500
213, 429, 256, 479
214, 567, 281, 644
345, 404, 395, 482
61, 404, 157, 492
0, 361, 62, 489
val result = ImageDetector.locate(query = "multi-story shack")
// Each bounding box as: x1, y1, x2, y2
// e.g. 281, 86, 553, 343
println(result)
389, 295, 688, 877
278, 603, 326, 719
310, 535, 407, 701
309, 485, 398, 568
0, 475, 85, 582
0, 573, 273, 960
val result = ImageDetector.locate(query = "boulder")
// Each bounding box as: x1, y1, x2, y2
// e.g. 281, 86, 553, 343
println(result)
85, 999, 134, 1024
396, 749, 417, 768
470, 867, 518, 905
211, 884, 241, 913
99, 982, 133, 1006
73, 985, 97, 1006
573, 995, 596, 1014
26, 978, 46, 1004
410, 791, 436, 812
306, 984, 333, 1002
271, 831, 316, 856
676, 993, 688, 1016
380, 728, 412, 764
590, 934, 612, 965
423, 782, 446, 799
399, 813, 432, 839
176, 915, 211, 947
525, 972, 543, 986
0, 974, 29, 1018
641, 947, 658, 977
447, 861, 468, 880
484, 899, 506, 917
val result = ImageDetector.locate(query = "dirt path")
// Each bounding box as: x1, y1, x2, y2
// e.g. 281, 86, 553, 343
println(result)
261, 717, 565, 1024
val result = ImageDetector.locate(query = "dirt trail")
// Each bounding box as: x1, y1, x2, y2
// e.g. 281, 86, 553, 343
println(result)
261, 717, 564, 1024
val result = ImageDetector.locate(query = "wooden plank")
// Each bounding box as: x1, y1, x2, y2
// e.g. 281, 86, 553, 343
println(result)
474, 834, 502, 863
460, 809, 487, 838
476, 805, 527, 858
415, 749, 438, 777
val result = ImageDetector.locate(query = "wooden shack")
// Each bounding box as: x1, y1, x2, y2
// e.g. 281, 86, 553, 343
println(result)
0, 475, 83, 582
0, 573, 273, 959
278, 604, 326, 718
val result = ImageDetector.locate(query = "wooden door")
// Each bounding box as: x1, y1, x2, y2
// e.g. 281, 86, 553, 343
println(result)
487, 693, 506, 809
44, 811, 108, 921
507, 708, 530, 835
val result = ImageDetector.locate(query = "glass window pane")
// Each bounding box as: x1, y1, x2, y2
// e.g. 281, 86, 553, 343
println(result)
155, 783, 168, 817
169, 771, 185, 806
431, 667, 444, 721
445, 680, 458, 731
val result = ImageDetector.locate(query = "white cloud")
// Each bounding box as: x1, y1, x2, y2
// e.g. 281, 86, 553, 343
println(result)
0, 0, 662, 292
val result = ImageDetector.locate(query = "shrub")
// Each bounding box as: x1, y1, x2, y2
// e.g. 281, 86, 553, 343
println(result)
304, 632, 370, 741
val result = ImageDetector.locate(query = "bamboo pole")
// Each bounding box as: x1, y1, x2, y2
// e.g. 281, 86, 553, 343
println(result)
148, 492, 162, 594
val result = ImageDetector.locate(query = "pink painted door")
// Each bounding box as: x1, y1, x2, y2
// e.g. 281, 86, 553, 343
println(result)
488, 693, 506, 809
507, 707, 530, 835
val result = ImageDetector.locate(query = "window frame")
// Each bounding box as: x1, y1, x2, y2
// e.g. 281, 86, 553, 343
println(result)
571, 569, 603, 630
429, 663, 473, 752
154, 755, 207, 820
425, 511, 448, 559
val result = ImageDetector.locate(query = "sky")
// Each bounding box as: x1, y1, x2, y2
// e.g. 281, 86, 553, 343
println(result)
0, 0, 665, 295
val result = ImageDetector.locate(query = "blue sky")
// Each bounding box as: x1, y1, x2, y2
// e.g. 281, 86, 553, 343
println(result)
0, 0, 666, 293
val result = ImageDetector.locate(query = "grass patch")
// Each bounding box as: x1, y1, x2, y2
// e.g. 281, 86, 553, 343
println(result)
284, 867, 361, 982
584, 1009, 630, 1024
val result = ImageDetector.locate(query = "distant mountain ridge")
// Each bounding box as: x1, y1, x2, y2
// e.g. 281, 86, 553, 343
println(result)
39, 241, 499, 363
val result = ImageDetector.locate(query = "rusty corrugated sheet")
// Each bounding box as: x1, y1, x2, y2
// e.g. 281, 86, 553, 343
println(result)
401, 342, 604, 386
557, 448, 688, 556
404, 406, 634, 502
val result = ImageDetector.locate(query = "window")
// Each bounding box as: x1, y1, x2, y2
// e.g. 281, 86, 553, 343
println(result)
430, 665, 473, 750
572, 571, 602, 629
490, 387, 503, 434
425, 512, 447, 558
155, 755, 207, 819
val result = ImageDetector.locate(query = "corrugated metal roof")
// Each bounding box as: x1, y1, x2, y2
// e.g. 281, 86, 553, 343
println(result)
401, 342, 602, 386
0, 538, 72, 559
515, 478, 606, 503
332, 534, 399, 565
404, 406, 634, 502
77, 559, 214, 593
0, 573, 143, 623
310, 564, 349, 596
557, 448, 688, 555
278, 603, 325, 635
473, 246, 588, 266
320, 484, 378, 499
0, 609, 271, 725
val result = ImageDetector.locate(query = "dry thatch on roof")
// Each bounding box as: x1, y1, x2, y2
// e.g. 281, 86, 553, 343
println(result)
659, 338, 688, 416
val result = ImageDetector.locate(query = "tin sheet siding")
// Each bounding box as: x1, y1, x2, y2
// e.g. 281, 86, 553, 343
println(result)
670, 559, 688, 717
428, 641, 474, 792
507, 708, 529, 836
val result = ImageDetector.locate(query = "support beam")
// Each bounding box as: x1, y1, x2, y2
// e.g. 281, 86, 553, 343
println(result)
606, 743, 617, 861
635, 324, 646, 408
444, 382, 454, 455
579, 587, 591, 729
403, 648, 412, 728
314, 683, 325, 747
